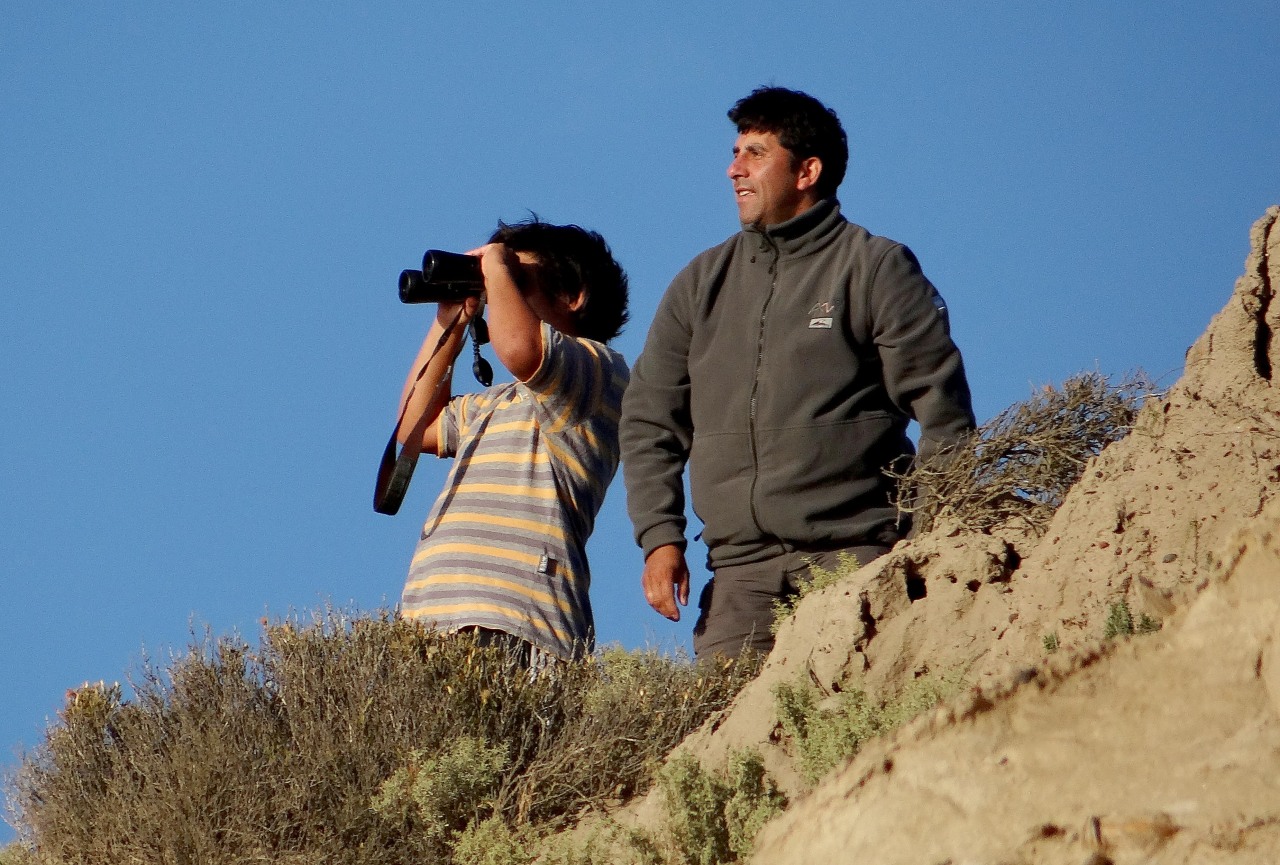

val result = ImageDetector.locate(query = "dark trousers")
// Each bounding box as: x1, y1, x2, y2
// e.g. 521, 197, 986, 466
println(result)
692, 545, 890, 659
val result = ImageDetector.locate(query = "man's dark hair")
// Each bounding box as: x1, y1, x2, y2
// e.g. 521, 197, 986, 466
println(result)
728, 86, 848, 199
489, 217, 630, 344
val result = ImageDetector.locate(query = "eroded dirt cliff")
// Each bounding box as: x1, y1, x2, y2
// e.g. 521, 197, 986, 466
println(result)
744, 206, 1280, 863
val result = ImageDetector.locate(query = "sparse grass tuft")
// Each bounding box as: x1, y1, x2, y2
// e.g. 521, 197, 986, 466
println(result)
1104, 600, 1162, 639
1137, 613, 1162, 634
538, 820, 664, 865
892, 371, 1155, 536
1042, 632, 1060, 654
770, 551, 860, 634
774, 675, 960, 787
1104, 600, 1135, 638
5, 609, 758, 865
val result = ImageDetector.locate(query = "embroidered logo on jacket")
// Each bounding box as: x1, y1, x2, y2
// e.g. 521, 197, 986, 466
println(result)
808, 301, 835, 329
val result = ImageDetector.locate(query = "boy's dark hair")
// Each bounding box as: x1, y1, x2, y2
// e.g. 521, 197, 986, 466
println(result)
489, 217, 630, 344
727, 86, 848, 200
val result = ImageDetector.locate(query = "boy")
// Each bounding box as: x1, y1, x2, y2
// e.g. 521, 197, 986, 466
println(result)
393, 218, 630, 664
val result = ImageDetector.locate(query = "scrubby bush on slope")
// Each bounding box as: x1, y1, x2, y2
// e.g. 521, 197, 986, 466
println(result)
6, 611, 756, 865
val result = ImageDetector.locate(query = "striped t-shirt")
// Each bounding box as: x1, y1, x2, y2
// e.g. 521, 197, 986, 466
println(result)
400, 321, 630, 659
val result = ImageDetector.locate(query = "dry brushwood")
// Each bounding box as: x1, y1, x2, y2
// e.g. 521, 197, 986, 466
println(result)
892, 371, 1155, 536
5, 610, 759, 865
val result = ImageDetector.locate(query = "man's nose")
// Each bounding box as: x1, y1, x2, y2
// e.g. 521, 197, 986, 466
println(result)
727, 156, 745, 179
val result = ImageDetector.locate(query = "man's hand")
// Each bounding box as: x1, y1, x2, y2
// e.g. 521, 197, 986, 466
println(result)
642, 544, 689, 621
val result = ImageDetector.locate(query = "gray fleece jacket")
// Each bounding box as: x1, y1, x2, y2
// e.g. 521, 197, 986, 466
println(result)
621, 198, 975, 569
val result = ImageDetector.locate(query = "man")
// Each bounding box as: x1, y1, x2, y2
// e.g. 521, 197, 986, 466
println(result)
620, 87, 975, 658
393, 218, 630, 664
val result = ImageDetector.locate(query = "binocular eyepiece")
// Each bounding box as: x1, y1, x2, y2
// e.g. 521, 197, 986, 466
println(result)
399, 250, 485, 304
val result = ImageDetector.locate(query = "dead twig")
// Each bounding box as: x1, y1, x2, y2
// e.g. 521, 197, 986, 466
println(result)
892, 371, 1155, 536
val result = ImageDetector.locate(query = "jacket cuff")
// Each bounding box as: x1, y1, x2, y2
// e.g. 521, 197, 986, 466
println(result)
639, 523, 688, 559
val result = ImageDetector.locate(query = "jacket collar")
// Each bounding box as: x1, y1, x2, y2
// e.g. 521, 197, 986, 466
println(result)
742, 197, 844, 257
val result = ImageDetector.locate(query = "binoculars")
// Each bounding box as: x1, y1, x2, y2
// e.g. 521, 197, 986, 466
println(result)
399, 250, 485, 304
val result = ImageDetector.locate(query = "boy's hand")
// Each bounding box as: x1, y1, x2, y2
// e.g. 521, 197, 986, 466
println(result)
434, 293, 482, 329
430, 243, 506, 329
468, 243, 525, 296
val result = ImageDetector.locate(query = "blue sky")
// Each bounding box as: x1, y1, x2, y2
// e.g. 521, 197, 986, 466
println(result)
2, 3, 1276, 837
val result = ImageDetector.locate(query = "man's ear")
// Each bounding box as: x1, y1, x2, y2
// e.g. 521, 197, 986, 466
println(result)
795, 156, 823, 193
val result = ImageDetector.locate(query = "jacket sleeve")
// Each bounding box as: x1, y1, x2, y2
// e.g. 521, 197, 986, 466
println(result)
869, 243, 977, 460
619, 268, 696, 557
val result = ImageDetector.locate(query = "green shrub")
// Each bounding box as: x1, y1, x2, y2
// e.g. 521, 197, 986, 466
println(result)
721, 754, 786, 860
370, 736, 508, 847
6, 609, 759, 865
1042, 632, 1060, 654
450, 816, 534, 865
0, 843, 35, 865
657, 751, 785, 865
774, 675, 958, 786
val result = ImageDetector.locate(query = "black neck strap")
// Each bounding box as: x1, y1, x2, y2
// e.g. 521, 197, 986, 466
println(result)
373, 309, 466, 515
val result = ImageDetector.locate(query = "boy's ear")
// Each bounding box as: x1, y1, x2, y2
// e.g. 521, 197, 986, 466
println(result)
564, 287, 588, 313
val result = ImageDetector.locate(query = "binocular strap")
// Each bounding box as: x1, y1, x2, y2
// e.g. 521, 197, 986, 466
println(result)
373, 310, 466, 515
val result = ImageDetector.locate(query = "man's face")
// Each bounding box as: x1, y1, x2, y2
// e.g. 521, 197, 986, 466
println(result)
727, 130, 814, 227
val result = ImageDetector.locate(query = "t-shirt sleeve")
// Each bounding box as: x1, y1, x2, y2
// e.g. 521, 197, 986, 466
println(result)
521, 321, 624, 427
435, 393, 477, 458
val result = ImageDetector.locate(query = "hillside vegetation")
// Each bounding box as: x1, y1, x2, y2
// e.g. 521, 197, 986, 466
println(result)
3, 613, 756, 865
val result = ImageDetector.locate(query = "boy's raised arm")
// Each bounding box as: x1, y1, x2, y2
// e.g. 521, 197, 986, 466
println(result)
395, 296, 478, 454
474, 243, 551, 382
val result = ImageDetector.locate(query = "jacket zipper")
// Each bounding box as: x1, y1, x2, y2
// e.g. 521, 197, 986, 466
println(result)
747, 235, 780, 535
